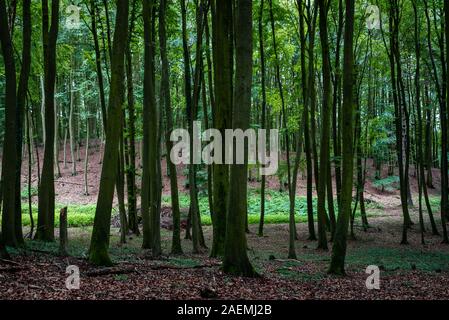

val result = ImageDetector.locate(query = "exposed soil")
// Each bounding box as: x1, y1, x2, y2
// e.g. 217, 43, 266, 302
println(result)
20, 141, 442, 206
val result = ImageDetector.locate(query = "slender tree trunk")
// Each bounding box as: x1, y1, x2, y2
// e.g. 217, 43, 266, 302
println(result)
36, 0, 59, 242
142, 0, 162, 256
88, 0, 129, 266
210, 0, 233, 257
13, 0, 32, 245
442, 0, 449, 243
298, 0, 316, 241
69, 73, 76, 176
328, 0, 355, 276
316, 0, 331, 250
26, 110, 34, 239
84, 117, 90, 195
268, 0, 297, 259
258, 0, 267, 237
159, 0, 182, 254
125, 0, 139, 236
54, 86, 61, 178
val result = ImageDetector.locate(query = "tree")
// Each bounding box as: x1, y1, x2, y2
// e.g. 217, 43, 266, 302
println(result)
36, 0, 60, 242
125, 0, 139, 236
316, 0, 331, 250
142, 0, 162, 255
268, 0, 297, 259
223, 0, 257, 278
89, 0, 129, 265
328, 0, 355, 276
210, 0, 233, 257
14, 0, 32, 245
0, 0, 19, 246
258, 0, 267, 237
159, 0, 183, 254
443, 0, 449, 243
302, 0, 318, 241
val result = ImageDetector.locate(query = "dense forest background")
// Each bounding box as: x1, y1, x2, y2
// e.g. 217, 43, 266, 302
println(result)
1, 0, 449, 300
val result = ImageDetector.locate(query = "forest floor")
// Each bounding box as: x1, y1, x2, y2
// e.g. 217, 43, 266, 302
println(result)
2, 142, 448, 300
1, 208, 449, 300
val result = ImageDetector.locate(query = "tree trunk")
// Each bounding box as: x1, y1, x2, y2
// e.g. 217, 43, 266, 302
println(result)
299, 0, 317, 241
159, 0, 182, 254
69, 73, 77, 176
88, 0, 129, 266
125, 0, 139, 236
142, 0, 162, 256
36, 0, 59, 242
258, 0, 267, 237
316, 0, 331, 250
0, 0, 19, 247
442, 0, 449, 243
328, 0, 355, 276
13, 0, 32, 245
268, 0, 297, 259
59, 207, 68, 256
223, 0, 257, 277
210, 0, 233, 257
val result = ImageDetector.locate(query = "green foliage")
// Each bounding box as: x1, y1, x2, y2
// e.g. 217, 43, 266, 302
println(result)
345, 247, 449, 273
17, 204, 97, 227
20, 185, 38, 200
372, 176, 400, 192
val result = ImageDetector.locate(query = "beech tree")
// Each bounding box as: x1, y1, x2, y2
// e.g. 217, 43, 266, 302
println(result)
223, 0, 257, 277
36, 0, 60, 242
89, 0, 129, 265
328, 0, 355, 275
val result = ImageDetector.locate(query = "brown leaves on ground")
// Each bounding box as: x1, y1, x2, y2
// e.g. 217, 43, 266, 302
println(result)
2, 211, 449, 300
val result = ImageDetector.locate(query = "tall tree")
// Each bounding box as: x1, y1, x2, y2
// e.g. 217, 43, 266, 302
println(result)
268, 0, 297, 259
0, 0, 19, 246
316, 0, 331, 250
36, 0, 60, 242
159, 0, 183, 254
89, 0, 129, 265
303, 0, 318, 241
223, 0, 256, 277
14, 0, 32, 245
210, 0, 233, 257
442, 0, 449, 243
142, 0, 162, 255
125, 0, 139, 235
258, 0, 267, 237
328, 0, 355, 275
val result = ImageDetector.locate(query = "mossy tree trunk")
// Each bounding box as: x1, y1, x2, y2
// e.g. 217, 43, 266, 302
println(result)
88, 0, 129, 266
36, 0, 59, 242
316, 0, 331, 250
125, 0, 139, 236
0, 0, 19, 247
298, 0, 316, 241
223, 0, 257, 278
210, 0, 233, 257
258, 0, 267, 237
14, 0, 32, 246
142, 0, 162, 256
159, 0, 182, 254
328, 0, 355, 276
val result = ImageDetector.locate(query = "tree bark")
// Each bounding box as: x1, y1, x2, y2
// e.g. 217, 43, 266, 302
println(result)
159, 0, 183, 254
36, 0, 60, 242
316, 0, 331, 250
223, 0, 257, 277
328, 0, 355, 275
0, 0, 19, 247
88, 0, 129, 266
